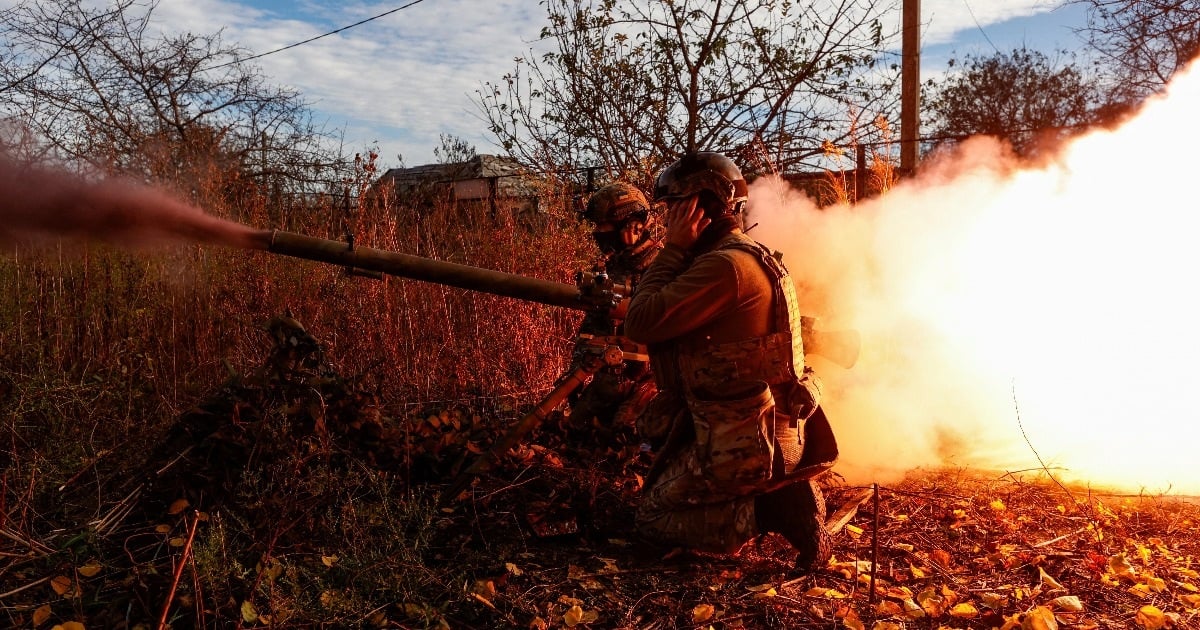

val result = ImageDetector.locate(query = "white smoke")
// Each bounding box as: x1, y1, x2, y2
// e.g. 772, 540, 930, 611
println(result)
747, 57, 1200, 494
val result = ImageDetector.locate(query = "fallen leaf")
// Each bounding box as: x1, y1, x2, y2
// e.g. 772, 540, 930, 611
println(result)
321, 555, 339, 567
563, 605, 583, 626
33, 605, 51, 626
51, 623, 85, 630
50, 575, 73, 596
1108, 554, 1137, 580
950, 602, 979, 618
1135, 605, 1166, 629
77, 562, 102, 578
1049, 595, 1083, 611
167, 498, 189, 515
241, 600, 258, 623
1039, 567, 1064, 589
1021, 605, 1058, 630
692, 603, 715, 623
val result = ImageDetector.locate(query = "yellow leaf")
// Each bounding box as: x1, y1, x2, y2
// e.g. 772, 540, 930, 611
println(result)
241, 600, 258, 623
746, 583, 776, 592
753, 587, 778, 599
990, 499, 1006, 511
50, 575, 73, 596
1136, 605, 1166, 630
871, 622, 902, 630
692, 603, 715, 623
321, 555, 339, 567
563, 605, 584, 627
33, 604, 52, 626
167, 498, 189, 515
950, 603, 979, 618
894, 543, 914, 552
505, 562, 523, 576
1180, 593, 1200, 609
1108, 554, 1136, 580
76, 562, 102, 578
1049, 595, 1083, 611
52, 623, 85, 630
875, 600, 903, 616
1021, 606, 1059, 630
1038, 567, 1064, 589
1130, 584, 1153, 598
1142, 576, 1167, 592
916, 587, 945, 616
846, 524, 863, 537
901, 598, 925, 619
909, 564, 925, 579
973, 592, 1002, 609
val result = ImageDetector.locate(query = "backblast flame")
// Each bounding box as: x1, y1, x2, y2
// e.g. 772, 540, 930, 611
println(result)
750, 56, 1200, 495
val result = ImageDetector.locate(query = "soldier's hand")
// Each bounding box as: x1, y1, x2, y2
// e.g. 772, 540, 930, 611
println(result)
664, 195, 709, 250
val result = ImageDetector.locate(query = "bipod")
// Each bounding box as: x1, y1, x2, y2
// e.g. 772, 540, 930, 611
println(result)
437, 348, 620, 506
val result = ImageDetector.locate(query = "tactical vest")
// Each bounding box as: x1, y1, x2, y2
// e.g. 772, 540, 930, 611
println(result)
676, 234, 805, 395
668, 234, 816, 491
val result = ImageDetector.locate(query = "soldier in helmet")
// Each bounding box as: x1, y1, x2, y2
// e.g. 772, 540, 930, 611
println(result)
623, 152, 838, 573
567, 182, 663, 437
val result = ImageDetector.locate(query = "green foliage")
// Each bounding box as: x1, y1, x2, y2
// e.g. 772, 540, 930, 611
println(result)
921, 47, 1104, 158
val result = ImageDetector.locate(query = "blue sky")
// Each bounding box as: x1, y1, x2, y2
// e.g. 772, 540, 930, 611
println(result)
147, 0, 1092, 168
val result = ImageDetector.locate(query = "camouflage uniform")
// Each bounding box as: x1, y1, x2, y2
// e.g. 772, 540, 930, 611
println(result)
568, 184, 661, 432
624, 231, 837, 554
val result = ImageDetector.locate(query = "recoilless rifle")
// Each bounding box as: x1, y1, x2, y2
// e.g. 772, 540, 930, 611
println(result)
250, 229, 861, 503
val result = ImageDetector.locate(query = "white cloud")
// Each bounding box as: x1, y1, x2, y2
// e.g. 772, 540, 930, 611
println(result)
151, 0, 546, 166
143, 0, 1074, 167
918, 0, 1060, 46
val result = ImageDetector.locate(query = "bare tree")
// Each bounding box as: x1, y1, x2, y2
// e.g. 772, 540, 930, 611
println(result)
1073, 0, 1200, 104
0, 0, 347, 200
477, 0, 899, 187
433, 133, 478, 165
922, 47, 1104, 158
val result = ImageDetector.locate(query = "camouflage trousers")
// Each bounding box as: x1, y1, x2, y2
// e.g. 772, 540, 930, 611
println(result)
634, 446, 758, 554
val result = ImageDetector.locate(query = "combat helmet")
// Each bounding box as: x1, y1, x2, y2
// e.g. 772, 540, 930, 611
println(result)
654, 152, 748, 216
583, 182, 651, 225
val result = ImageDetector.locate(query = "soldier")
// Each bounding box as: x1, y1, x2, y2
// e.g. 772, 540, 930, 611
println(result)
623, 153, 838, 573
568, 182, 662, 436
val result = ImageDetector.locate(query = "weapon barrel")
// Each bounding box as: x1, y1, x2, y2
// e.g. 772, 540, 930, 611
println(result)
264, 229, 588, 311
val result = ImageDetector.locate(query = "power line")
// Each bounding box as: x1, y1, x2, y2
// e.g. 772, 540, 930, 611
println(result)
209, 0, 429, 70
961, 0, 1000, 53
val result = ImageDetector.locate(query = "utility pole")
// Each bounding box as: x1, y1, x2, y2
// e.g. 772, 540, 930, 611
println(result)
901, 0, 920, 172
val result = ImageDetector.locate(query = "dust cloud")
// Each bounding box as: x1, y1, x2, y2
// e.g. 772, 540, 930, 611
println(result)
748, 58, 1200, 494
0, 153, 263, 250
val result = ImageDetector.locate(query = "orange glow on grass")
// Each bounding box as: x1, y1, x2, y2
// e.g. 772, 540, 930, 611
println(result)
749, 58, 1200, 495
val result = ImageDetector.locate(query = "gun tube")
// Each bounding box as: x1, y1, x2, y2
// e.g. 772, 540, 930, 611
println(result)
261, 229, 859, 368
265, 229, 586, 310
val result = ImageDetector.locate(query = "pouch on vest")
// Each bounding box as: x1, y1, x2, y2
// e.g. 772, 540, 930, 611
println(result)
686, 380, 775, 491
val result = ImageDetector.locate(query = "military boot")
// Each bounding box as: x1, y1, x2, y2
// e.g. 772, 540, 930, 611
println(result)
754, 479, 831, 573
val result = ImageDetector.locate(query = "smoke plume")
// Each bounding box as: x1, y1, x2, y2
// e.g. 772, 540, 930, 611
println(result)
0, 153, 262, 250
748, 57, 1200, 494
